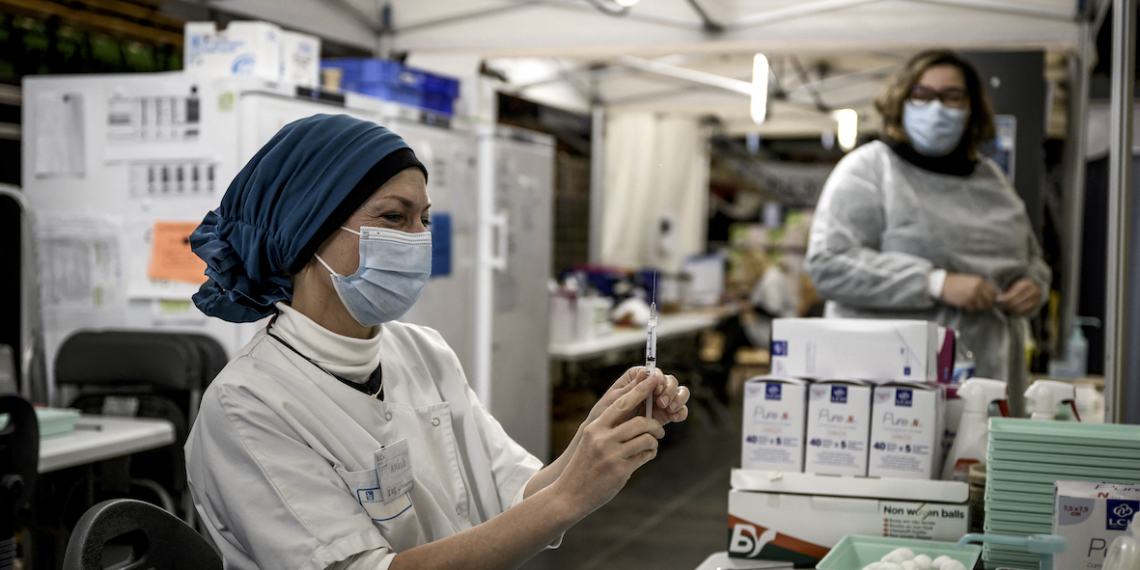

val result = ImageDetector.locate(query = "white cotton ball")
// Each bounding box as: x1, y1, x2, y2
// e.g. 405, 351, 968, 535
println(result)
913, 554, 932, 569
895, 547, 915, 560
900, 561, 918, 570
940, 561, 966, 570
931, 555, 953, 568
862, 563, 882, 570
878, 563, 903, 570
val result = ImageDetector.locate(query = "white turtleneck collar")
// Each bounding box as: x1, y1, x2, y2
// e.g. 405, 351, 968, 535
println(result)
269, 302, 382, 384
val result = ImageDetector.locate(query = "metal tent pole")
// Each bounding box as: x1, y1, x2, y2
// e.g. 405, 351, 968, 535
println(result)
1104, 0, 1136, 424
1059, 18, 1094, 361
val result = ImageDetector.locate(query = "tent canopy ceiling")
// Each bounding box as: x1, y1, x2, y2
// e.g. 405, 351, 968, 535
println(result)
203, 0, 1082, 135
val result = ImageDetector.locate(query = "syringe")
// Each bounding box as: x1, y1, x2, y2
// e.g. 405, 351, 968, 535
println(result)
644, 301, 658, 418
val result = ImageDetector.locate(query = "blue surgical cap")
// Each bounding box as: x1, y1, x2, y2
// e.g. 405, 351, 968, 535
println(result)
190, 114, 427, 323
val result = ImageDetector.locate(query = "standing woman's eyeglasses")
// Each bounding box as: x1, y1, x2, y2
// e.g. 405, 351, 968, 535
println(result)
909, 85, 969, 109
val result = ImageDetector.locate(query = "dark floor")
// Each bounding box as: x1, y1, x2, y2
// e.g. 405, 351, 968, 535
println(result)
521, 397, 742, 570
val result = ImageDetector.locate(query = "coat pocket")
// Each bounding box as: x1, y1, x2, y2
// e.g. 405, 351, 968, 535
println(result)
335, 467, 413, 523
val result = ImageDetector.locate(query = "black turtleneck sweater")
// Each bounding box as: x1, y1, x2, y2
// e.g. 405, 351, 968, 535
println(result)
885, 137, 978, 177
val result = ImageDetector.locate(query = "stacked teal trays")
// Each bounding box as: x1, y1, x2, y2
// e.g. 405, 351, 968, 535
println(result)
984, 418, 1140, 570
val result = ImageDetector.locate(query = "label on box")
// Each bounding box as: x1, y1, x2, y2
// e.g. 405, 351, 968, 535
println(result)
868, 383, 943, 480
804, 381, 871, 476
1055, 481, 1140, 570
742, 377, 808, 472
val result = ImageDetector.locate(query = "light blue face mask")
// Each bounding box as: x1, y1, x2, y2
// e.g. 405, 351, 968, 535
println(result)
316, 226, 432, 327
903, 99, 969, 157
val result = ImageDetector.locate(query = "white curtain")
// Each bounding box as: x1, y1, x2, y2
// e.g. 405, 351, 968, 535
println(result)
599, 112, 709, 273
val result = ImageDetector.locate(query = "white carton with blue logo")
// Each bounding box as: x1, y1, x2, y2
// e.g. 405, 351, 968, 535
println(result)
804, 380, 874, 476
868, 382, 944, 480
184, 21, 282, 83
741, 376, 809, 472
1054, 481, 1140, 570
770, 318, 938, 382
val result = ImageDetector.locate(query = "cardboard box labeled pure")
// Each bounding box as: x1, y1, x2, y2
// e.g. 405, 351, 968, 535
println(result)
868, 383, 944, 480
771, 318, 938, 382
742, 377, 809, 472
804, 380, 873, 476
1054, 481, 1140, 570
728, 470, 970, 566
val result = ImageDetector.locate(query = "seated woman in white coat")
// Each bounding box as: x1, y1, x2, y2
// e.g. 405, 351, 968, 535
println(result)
184, 114, 690, 570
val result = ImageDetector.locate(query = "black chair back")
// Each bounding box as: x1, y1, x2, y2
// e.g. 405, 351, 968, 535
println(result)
0, 187, 48, 403
0, 393, 39, 567
62, 499, 222, 570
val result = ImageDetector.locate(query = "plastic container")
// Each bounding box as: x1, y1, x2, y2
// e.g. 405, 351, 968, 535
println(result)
1104, 512, 1140, 570
0, 407, 81, 438
815, 535, 981, 570
942, 378, 1007, 481
320, 58, 460, 115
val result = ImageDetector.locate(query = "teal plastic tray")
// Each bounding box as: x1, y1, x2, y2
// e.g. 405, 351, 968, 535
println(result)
987, 458, 1140, 480
990, 439, 1140, 459
984, 510, 1052, 526
815, 535, 980, 570
989, 418, 1140, 448
0, 407, 81, 438
984, 490, 1054, 513
983, 518, 1053, 535
986, 448, 1140, 470
985, 479, 1054, 495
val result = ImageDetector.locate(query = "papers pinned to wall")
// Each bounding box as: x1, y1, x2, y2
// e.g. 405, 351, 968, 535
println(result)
36, 215, 126, 329
147, 220, 207, 285
34, 93, 86, 178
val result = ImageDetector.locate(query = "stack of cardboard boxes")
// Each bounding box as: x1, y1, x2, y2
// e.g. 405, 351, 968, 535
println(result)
732, 318, 969, 566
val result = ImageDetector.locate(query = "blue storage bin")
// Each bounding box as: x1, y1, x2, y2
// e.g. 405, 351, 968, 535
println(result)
321, 58, 460, 116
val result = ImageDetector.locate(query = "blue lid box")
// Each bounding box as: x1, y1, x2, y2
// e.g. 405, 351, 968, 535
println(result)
321, 58, 460, 116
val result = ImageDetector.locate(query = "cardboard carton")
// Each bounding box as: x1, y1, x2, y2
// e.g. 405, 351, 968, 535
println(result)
804, 380, 873, 476
1054, 481, 1140, 570
771, 318, 938, 382
868, 382, 944, 480
728, 470, 970, 566
742, 377, 809, 472
184, 21, 281, 83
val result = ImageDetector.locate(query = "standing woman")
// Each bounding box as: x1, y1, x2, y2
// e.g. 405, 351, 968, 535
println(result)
805, 50, 1050, 409
185, 114, 689, 570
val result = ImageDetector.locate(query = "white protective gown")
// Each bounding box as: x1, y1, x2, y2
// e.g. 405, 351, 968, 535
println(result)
806, 141, 1050, 400
185, 303, 543, 570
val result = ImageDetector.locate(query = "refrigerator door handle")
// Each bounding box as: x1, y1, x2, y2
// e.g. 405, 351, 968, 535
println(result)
489, 211, 508, 271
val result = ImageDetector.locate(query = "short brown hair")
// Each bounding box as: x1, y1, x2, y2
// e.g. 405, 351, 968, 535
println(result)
875, 50, 996, 160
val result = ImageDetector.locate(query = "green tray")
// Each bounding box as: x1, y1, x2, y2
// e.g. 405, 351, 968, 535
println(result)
990, 439, 1140, 459
985, 479, 1054, 495
984, 490, 1054, 513
0, 407, 81, 438
987, 458, 1140, 480
983, 518, 1053, 535
984, 542, 1046, 556
983, 510, 1052, 526
986, 468, 1138, 488
986, 449, 1140, 470
989, 418, 1140, 448
815, 535, 980, 570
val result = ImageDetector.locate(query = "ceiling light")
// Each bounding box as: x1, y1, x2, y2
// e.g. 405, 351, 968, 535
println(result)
751, 54, 769, 124
833, 109, 858, 151
614, 0, 640, 6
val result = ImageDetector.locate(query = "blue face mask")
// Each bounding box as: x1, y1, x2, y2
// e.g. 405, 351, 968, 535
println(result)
903, 99, 969, 157
316, 226, 432, 327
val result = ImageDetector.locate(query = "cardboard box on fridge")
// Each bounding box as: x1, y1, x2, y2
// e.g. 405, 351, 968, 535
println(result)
741, 377, 809, 472
771, 318, 938, 382
868, 382, 945, 480
280, 30, 321, 87
1054, 481, 1140, 570
804, 380, 873, 476
727, 470, 970, 566
184, 21, 281, 83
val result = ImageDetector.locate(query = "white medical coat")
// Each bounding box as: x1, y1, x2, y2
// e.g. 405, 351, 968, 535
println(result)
185, 321, 543, 570
806, 141, 1050, 398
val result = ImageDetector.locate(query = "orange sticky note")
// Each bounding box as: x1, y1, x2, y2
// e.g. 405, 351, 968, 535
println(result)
147, 221, 207, 285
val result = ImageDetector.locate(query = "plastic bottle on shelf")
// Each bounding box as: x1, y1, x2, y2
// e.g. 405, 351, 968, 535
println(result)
1103, 512, 1140, 570
942, 378, 1008, 481
1025, 379, 1080, 421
